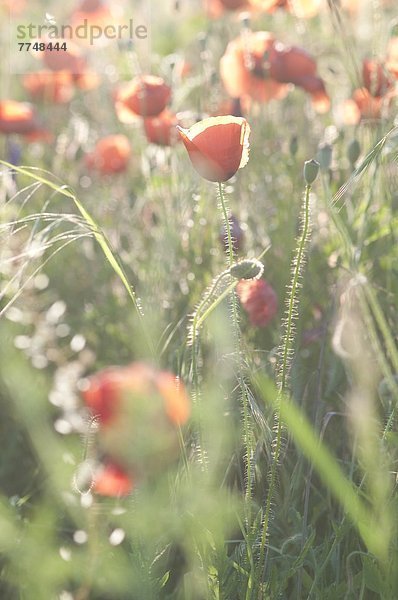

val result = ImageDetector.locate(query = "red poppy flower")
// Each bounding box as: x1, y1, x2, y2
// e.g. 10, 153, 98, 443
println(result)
220, 32, 288, 103
73, 69, 101, 90
82, 363, 190, 478
41, 39, 86, 73
177, 115, 250, 182
205, 0, 250, 17
0, 100, 40, 135
250, 0, 320, 16
85, 135, 131, 175
249, 0, 288, 11
269, 44, 330, 112
143, 110, 179, 146
82, 362, 190, 428
116, 76, 171, 118
237, 278, 278, 327
94, 461, 133, 497
23, 71, 75, 104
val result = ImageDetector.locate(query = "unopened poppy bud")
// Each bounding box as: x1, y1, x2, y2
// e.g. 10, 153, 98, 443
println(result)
230, 259, 264, 280
317, 143, 332, 171
290, 135, 298, 157
347, 139, 360, 167
303, 159, 319, 185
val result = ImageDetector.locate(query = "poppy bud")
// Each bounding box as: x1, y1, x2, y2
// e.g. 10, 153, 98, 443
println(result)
303, 159, 319, 185
347, 139, 360, 167
230, 259, 264, 280
237, 278, 278, 327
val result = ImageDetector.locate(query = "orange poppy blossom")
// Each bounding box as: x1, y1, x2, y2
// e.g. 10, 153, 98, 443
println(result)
206, 0, 321, 18
249, 0, 321, 17
177, 115, 251, 182
94, 460, 133, 497
81, 362, 190, 491
23, 71, 75, 104
341, 58, 396, 124
82, 362, 190, 428
204, 0, 251, 18
220, 32, 329, 112
41, 38, 86, 73
73, 68, 101, 91
236, 278, 278, 327
143, 110, 180, 146
220, 32, 289, 103
269, 43, 330, 112
0, 100, 47, 137
115, 76, 171, 120
85, 135, 132, 175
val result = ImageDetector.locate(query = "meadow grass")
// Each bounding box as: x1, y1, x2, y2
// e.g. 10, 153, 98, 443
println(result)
1, 1, 398, 598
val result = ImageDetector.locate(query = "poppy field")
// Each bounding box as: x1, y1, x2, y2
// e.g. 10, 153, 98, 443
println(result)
1, 0, 398, 598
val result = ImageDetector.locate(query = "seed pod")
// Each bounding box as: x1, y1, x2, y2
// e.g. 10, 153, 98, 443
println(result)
230, 259, 264, 280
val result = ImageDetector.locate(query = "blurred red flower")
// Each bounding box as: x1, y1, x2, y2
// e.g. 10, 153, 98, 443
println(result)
144, 110, 179, 146
177, 115, 251, 182
82, 362, 190, 428
220, 32, 288, 103
115, 76, 171, 118
23, 71, 75, 104
85, 134, 131, 175
269, 44, 330, 112
220, 32, 329, 111
342, 58, 396, 124
0, 100, 45, 136
39, 38, 86, 73
94, 460, 133, 497
250, 0, 321, 16
237, 278, 278, 327
81, 363, 190, 487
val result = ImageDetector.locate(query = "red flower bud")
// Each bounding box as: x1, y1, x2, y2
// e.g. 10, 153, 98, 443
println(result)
237, 278, 278, 327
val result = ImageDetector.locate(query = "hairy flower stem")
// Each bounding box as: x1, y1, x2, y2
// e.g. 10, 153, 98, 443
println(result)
218, 182, 255, 524
257, 183, 312, 586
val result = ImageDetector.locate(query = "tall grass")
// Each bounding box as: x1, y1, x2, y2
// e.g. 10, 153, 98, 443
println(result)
1, 1, 398, 598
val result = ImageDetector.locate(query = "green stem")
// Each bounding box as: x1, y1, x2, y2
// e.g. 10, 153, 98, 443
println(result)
257, 183, 312, 585
217, 182, 255, 576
